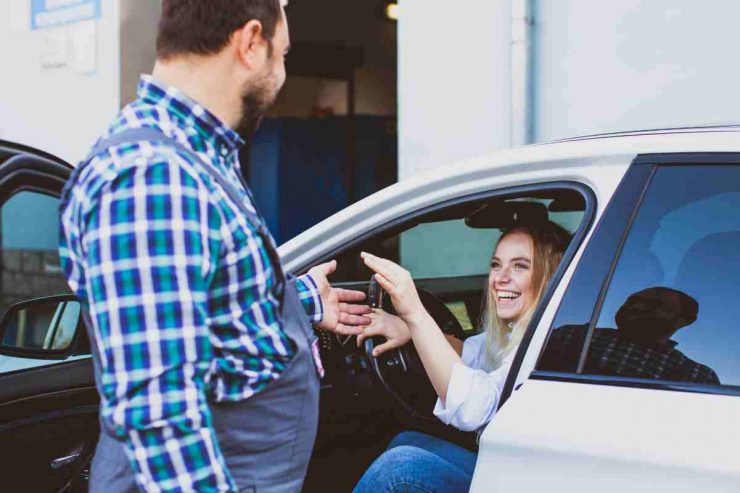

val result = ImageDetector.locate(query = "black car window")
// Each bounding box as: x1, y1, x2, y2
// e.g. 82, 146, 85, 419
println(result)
0, 190, 75, 374
542, 165, 740, 387
1, 191, 70, 313
536, 165, 652, 373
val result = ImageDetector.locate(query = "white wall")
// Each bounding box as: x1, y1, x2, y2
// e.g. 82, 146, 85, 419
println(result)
397, 1, 512, 275
534, 0, 740, 141
0, 1, 121, 163
399, 0, 740, 165
398, 0, 512, 179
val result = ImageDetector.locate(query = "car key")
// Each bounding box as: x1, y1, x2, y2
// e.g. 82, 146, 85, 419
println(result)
367, 274, 384, 309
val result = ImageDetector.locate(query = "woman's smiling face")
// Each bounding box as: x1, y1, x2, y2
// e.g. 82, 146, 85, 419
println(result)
489, 231, 535, 324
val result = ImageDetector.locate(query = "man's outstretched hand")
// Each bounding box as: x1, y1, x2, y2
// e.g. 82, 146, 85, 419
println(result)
308, 260, 372, 334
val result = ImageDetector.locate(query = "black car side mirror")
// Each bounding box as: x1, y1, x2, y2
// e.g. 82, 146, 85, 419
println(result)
0, 295, 83, 360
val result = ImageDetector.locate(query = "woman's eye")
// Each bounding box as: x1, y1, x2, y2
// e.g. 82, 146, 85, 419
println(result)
490, 262, 501, 270
514, 263, 529, 271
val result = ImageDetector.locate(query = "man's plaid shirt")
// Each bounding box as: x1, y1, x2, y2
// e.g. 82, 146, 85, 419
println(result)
540, 325, 720, 384
59, 75, 323, 492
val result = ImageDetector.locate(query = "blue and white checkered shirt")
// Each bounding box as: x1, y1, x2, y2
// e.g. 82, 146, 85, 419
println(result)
59, 75, 323, 492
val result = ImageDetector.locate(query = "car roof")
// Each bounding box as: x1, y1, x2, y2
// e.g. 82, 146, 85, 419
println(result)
397, 125, 740, 189
543, 124, 740, 144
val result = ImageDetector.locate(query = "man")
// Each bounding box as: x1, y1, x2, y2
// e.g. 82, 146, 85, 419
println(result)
59, 1, 371, 491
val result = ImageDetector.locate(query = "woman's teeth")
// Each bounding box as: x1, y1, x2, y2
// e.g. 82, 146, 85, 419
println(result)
498, 291, 520, 301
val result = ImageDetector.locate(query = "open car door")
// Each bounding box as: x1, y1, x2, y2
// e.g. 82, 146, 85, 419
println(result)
0, 141, 97, 492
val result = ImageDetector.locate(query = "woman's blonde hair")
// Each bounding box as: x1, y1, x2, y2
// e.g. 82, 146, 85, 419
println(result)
482, 221, 571, 369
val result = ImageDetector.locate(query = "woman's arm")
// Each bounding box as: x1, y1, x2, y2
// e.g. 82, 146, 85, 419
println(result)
405, 310, 463, 402
361, 252, 463, 402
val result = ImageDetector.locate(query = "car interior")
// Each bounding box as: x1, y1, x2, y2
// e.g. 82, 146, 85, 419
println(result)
301, 188, 587, 491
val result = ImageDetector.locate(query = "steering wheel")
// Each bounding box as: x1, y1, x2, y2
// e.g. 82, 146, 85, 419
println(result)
364, 288, 466, 421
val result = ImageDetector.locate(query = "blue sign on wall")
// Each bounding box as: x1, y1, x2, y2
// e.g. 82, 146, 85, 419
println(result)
31, 0, 101, 30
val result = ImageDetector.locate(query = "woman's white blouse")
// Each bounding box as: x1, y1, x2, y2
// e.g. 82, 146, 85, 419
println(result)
432, 333, 515, 432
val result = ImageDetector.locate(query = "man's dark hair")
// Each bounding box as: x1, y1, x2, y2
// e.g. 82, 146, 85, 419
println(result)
156, 0, 282, 60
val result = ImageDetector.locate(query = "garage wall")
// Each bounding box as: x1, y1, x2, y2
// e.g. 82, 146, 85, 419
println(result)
270, 0, 398, 118
120, 0, 161, 107
398, 0, 512, 179
270, 67, 397, 118
0, 2, 121, 163
397, 0, 512, 278
533, 0, 740, 141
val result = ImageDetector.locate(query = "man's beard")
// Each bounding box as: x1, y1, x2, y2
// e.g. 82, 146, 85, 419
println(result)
237, 76, 277, 140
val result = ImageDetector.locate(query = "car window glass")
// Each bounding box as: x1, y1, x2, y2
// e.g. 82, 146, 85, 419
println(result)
536, 165, 653, 373
0, 191, 76, 374
333, 195, 584, 334
400, 220, 500, 333
543, 165, 740, 387
1, 191, 70, 313
400, 220, 501, 279
400, 203, 581, 279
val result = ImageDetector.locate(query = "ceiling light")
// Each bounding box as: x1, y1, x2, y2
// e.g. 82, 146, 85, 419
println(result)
385, 3, 399, 21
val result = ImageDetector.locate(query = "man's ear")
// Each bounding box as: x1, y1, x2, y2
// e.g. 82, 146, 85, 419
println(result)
235, 20, 268, 69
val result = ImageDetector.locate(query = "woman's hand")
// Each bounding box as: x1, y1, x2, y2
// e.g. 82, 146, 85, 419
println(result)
356, 310, 412, 356
360, 252, 425, 323
361, 253, 465, 403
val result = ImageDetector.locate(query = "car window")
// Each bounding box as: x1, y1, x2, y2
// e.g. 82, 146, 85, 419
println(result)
541, 165, 740, 387
400, 220, 501, 333
0, 190, 77, 374
1, 191, 70, 313
401, 220, 501, 279
333, 193, 585, 334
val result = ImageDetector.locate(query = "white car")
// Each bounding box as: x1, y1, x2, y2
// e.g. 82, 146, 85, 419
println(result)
0, 127, 738, 492
281, 126, 740, 492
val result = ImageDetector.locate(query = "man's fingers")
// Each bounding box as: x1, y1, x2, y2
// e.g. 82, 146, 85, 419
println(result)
313, 260, 337, 278
336, 288, 367, 303
339, 312, 372, 326
339, 302, 372, 315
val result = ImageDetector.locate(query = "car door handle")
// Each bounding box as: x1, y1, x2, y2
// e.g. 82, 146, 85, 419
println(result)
51, 446, 83, 470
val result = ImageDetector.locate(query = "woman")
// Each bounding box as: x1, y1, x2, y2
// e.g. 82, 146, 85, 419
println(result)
353, 221, 570, 493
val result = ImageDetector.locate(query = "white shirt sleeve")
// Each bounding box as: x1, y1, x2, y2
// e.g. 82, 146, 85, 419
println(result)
433, 333, 514, 431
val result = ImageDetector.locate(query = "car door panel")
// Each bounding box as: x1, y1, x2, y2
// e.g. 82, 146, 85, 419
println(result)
473, 380, 740, 492
0, 359, 96, 419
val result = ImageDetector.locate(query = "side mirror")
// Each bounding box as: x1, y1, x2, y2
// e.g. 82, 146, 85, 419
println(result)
0, 295, 83, 360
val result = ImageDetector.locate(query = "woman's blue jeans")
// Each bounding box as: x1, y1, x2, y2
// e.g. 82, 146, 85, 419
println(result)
353, 431, 477, 493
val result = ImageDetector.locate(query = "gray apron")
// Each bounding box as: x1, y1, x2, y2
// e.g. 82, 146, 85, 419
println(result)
63, 128, 321, 492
